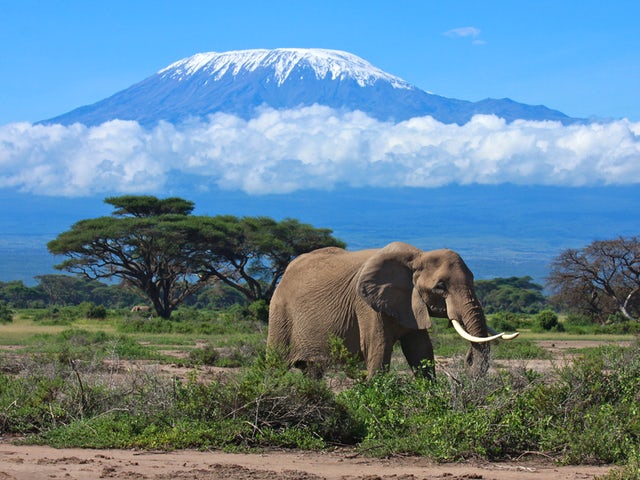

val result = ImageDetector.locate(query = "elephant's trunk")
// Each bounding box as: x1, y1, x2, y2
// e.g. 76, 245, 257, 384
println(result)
454, 292, 491, 376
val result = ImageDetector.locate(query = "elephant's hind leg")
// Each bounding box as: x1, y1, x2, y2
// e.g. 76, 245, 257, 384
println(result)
400, 330, 435, 379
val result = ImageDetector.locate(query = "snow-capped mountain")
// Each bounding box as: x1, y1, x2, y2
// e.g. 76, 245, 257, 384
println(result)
43, 48, 577, 126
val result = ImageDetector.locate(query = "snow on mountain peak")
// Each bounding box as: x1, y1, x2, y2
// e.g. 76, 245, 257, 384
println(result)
158, 48, 413, 89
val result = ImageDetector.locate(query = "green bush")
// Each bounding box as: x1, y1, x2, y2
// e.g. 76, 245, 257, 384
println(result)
81, 302, 107, 319
338, 343, 640, 463
246, 300, 269, 323
490, 312, 518, 331
535, 309, 564, 332
188, 342, 220, 366
31, 306, 80, 325
565, 313, 592, 327
117, 306, 260, 335
0, 301, 13, 323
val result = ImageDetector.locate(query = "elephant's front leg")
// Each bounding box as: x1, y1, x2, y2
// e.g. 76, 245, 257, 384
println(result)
400, 330, 435, 378
363, 342, 394, 378
360, 317, 395, 378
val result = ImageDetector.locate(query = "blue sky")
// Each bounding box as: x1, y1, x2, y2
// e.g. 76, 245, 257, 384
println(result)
1, 0, 639, 125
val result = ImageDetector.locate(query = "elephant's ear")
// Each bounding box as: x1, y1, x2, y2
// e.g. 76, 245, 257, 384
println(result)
356, 244, 431, 330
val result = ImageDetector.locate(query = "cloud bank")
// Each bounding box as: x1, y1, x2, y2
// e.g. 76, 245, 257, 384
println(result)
1, 106, 639, 196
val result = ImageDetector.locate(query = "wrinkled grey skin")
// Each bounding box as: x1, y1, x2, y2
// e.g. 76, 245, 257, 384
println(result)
267, 242, 491, 378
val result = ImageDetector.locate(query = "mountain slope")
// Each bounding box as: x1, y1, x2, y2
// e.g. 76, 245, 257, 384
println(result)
43, 48, 577, 127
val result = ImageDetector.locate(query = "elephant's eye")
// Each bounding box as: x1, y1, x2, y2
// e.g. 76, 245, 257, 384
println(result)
434, 280, 447, 293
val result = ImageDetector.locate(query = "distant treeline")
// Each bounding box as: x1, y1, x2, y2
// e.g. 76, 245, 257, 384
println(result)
0, 274, 246, 310
475, 276, 547, 314
1, 273, 547, 314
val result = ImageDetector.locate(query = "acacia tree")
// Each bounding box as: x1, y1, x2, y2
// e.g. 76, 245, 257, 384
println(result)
48, 196, 208, 318
48, 196, 345, 319
191, 216, 346, 302
548, 236, 640, 322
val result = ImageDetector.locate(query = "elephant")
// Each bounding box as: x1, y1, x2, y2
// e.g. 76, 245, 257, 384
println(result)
267, 242, 518, 379
131, 305, 151, 313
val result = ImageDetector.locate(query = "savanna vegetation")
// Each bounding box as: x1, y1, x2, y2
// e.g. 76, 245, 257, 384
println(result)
0, 307, 639, 476
1, 197, 639, 478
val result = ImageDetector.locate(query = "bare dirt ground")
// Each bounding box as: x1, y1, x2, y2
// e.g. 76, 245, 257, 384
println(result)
0, 339, 628, 479
0, 441, 616, 479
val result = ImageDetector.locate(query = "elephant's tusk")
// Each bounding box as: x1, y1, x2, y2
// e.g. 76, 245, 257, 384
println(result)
451, 319, 504, 343
487, 325, 520, 341
501, 332, 520, 340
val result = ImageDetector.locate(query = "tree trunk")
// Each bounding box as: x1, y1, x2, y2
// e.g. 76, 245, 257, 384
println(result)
621, 287, 640, 321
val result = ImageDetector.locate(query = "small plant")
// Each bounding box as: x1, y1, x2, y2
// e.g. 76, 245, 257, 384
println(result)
328, 336, 365, 379
188, 342, 220, 366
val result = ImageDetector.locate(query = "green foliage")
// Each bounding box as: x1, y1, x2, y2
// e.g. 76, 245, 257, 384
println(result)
535, 309, 564, 332
186, 337, 264, 368
48, 195, 345, 318
188, 342, 220, 366
80, 302, 107, 319
0, 301, 13, 323
491, 338, 552, 360
596, 447, 640, 479
116, 306, 261, 336
327, 336, 365, 380
489, 311, 519, 331
228, 352, 361, 447
6, 351, 359, 450
23, 329, 157, 363
475, 276, 546, 314
105, 195, 195, 217
246, 300, 269, 323
565, 313, 592, 327
0, 277, 140, 309
3, 324, 640, 467
339, 343, 640, 463
32, 306, 80, 325
0, 280, 45, 308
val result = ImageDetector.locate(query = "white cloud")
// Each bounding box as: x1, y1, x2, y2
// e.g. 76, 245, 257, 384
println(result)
444, 26, 481, 38
444, 26, 486, 45
0, 106, 639, 196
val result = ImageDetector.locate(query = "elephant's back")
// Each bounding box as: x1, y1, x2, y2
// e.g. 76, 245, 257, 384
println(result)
285, 247, 376, 276
274, 247, 370, 304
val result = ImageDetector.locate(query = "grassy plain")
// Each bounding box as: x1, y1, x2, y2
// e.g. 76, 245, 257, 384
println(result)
1, 308, 639, 478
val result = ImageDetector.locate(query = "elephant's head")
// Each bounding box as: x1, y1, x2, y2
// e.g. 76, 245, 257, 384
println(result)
357, 242, 518, 376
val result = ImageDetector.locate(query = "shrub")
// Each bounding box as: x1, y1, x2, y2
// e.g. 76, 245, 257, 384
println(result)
246, 300, 269, 323
565, 313, 592, 327
81, 302, 107, 319
228, 352, 362, 447
535, 309, 564, 332
327, 336, 365, 380
0, 301, 13, 323
490, 312, 518, 331
31, 306, 79, 325
188, 342, 220, 366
